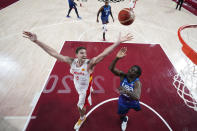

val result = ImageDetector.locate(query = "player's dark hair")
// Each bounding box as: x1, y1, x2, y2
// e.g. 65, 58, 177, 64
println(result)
75, 47, 86, 54
133, 65, 142, 77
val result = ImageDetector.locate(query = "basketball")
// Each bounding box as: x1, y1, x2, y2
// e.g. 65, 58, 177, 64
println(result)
118, 8, 135, 26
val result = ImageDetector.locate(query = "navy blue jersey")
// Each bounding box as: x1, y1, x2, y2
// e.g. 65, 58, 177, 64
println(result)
120, 77, 139, 98
118, 77, 141, 114
68, 0, 75, 6
101, 5, 111, 18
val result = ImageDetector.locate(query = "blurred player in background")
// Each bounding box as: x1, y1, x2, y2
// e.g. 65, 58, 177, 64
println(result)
129, 0, 138, 12
67, 0, 82, 19
97, 1, 114, 41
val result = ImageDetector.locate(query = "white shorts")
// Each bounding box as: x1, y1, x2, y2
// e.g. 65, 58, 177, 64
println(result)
129, 0, 137, 9
77, 87, 92, 109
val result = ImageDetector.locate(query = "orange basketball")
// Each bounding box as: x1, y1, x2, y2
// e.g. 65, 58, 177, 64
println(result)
118, 8, 135, 26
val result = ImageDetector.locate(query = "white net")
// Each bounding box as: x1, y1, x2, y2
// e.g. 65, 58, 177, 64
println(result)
173, 61, 197, 111
173, 25, 197, 111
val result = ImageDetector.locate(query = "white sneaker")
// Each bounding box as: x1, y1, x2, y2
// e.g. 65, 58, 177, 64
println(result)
121, 116, 128, 131
74, 116, 86, 130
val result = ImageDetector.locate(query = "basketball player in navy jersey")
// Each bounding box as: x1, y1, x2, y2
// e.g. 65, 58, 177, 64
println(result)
23, 31, 133, 130
109, 47, 142, 131
67, 0, 82, 19
97, 1, 114, 41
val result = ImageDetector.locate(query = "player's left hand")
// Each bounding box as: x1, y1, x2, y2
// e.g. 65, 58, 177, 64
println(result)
23, 31, 37, 42
116, 47, 127, 59
118, 87, 127, 94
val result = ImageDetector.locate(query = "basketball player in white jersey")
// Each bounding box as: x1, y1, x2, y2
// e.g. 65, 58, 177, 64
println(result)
23, 31, 133, 129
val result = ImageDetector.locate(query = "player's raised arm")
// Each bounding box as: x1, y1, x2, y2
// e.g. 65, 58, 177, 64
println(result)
23, 31, 74, 64
109, 47, 127, 77
89, 33, 133, 69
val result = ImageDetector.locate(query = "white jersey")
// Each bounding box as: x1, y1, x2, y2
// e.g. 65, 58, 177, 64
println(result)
70, 58, 93, 94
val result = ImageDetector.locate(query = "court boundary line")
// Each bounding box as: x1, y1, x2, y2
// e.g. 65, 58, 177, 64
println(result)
82, 97, 173, 131
22, 40, 66, 131
4, 116, 36, 120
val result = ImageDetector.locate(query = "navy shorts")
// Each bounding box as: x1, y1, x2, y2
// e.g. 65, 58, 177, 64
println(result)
118, 95, 141, 115
69, 3, 76, 8
101, 16, 109, 24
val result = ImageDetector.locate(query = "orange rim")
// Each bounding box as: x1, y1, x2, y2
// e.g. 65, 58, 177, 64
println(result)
178, 25, 197, 65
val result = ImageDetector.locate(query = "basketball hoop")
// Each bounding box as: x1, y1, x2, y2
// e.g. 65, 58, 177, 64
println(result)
173, 25, 197, 111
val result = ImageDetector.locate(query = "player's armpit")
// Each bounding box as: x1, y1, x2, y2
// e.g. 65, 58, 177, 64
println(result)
63, 56, 74, 65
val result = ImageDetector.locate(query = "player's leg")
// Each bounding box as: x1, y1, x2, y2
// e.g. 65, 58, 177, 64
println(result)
176, 0, 180, 9
74, 93, 87, 129
118, 96, 129, 131
121, 100, 141, 130
73, 5, 81, 19
102, 22, 106, 41
179, 0, 184, 10
78, 106, 86, 119
67, 5, 74, 17
101, 17, 108, 41
175, 0, 179, 9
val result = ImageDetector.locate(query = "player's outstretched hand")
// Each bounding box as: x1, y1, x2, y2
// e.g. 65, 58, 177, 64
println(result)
23, 31, 37, 42
118, 87, 127, 94
116, 47, 127, 59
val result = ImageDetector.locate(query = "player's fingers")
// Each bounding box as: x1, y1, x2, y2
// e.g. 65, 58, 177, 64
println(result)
23, 31, 28, 35
23, 31, 31, 35
23, 32, 31, 36
128, 35, 134, 40
23, 36, 29, 38
120, 47, 125, 50
23, 31, 28, 34
122, 47, 127, 53
128, 33, 133, 38
123, 47, 127, 51
121, 47, 126, 53
127, 33, 132, 36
